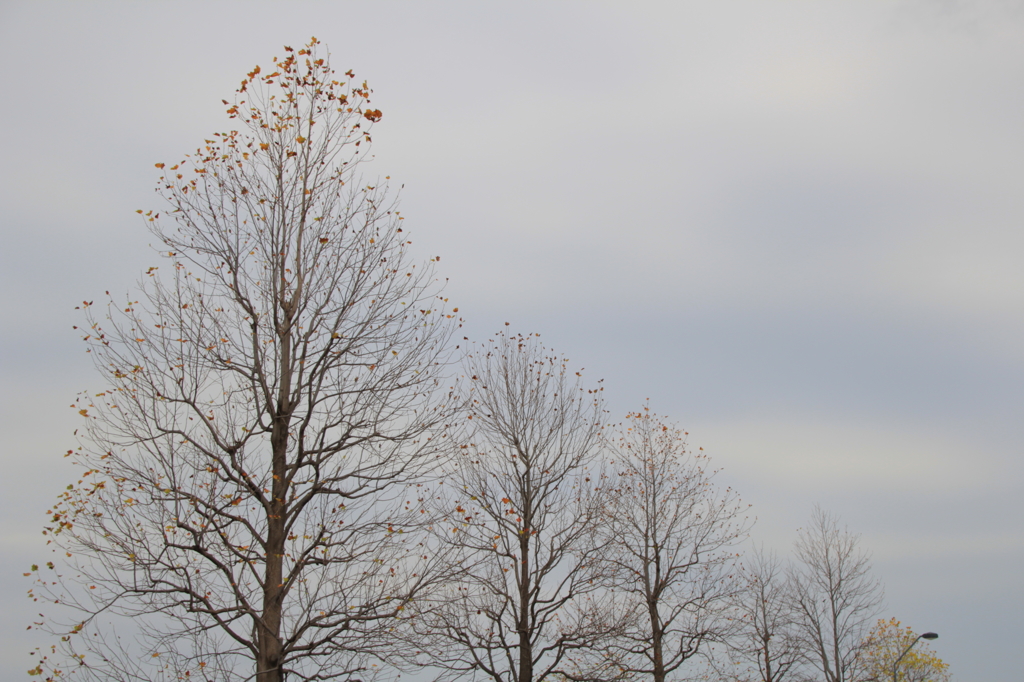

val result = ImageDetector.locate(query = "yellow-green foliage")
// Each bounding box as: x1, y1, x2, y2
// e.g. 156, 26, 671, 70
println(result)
861, 618, 950, 682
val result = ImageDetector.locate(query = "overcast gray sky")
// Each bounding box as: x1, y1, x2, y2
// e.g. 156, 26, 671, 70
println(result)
2, 1, 1022, 679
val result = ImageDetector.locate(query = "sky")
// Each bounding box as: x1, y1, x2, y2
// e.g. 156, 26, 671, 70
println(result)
1, 1, 1022, 679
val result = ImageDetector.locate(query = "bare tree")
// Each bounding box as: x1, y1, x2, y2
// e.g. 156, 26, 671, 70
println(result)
411, 331, 621, 682
726, 546, 803, 682
787, 507, 884, 682
29, 39, 459, 682
598, 409, 749, 682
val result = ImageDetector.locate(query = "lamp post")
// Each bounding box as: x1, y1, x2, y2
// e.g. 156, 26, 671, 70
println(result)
892, 632, 938, 682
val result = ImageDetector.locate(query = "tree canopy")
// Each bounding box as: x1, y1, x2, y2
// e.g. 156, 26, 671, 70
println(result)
29, 37, 458, 682
860, 618, 950, 682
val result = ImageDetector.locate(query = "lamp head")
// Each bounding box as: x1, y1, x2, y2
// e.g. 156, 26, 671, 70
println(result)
920, 632, 939, 640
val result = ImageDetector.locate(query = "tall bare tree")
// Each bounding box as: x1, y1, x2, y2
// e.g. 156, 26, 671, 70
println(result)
30, 39, 458, 682
726, 547, 803, 682
411, 331, 621, 682
788, 506, 884, 682
598, 409, 749, 682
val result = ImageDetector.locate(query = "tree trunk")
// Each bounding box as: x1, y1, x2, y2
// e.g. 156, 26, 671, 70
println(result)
518, 526, 533, 682
258, 318, 293, 682
649, 600, 665, 682
257, 435, 286, 681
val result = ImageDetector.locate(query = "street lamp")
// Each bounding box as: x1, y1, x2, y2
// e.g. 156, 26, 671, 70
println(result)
892, 632, 938, 682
